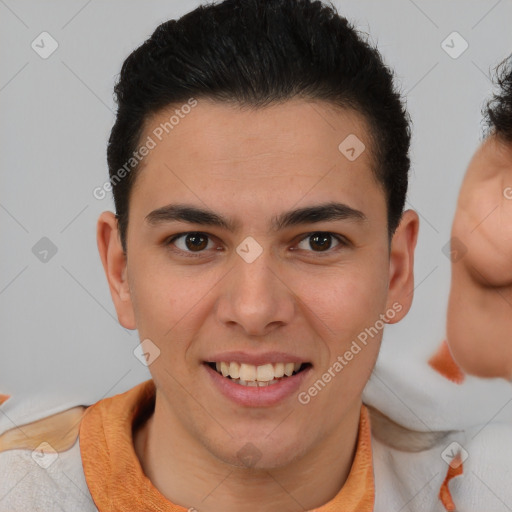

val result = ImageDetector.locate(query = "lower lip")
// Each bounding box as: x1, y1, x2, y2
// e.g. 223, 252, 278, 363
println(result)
204, 363, 312, 407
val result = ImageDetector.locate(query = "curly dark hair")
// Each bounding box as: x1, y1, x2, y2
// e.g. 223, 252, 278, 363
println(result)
106, 0, 411, 252
485, 55, 512, 142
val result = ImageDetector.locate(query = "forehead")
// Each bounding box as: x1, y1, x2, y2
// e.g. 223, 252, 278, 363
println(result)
130, 98, 384, 221
140, 98, 374, 168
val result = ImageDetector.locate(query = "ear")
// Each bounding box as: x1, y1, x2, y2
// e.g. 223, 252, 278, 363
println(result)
385, 209, 419, 323
96, 211, 136, 330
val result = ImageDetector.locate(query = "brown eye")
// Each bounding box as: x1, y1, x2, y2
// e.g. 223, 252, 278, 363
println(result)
184, 233, 209, 251
296, 232, 344, 253
169, 232, 212, 254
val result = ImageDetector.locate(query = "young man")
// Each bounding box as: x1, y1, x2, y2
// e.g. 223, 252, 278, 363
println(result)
1, 0, 438, 509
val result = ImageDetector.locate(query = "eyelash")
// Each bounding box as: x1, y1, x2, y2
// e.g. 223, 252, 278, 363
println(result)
165, 231, 349, 258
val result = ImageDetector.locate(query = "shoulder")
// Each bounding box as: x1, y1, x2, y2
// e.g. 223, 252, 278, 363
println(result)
0, 437, 97, 512
365, 347, 512, 512
369, 408, 512, 512
0, 394, 97, 512
449, 421, 512, 510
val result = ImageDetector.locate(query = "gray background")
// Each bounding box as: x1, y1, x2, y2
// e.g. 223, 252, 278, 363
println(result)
1, 0, 512, 404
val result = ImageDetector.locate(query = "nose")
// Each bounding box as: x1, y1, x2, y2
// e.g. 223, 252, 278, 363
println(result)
215, 244, 296, 337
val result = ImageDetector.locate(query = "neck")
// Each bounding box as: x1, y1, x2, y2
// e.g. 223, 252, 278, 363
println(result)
134, 393, 363, 512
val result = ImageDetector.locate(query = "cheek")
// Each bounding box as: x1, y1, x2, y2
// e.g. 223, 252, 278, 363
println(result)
292, 259, 389, 351
297, 269, 386, 416
128, 254, 211, 338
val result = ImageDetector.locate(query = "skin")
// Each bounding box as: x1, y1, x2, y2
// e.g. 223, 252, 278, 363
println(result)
97, 98, 419, 511
447, 135, 512, 380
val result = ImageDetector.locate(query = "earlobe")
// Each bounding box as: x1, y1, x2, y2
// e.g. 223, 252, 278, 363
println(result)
96, 211, 136, 330
385, 209, 420, 324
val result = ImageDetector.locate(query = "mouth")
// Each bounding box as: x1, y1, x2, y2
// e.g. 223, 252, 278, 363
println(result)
205, 361, 312, 387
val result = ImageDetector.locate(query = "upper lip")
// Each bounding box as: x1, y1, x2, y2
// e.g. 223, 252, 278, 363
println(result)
205, 351, 310, 366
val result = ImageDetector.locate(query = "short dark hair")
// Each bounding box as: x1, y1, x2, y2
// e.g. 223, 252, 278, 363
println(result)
107, 0, 411, 252
485, 55, 512, 142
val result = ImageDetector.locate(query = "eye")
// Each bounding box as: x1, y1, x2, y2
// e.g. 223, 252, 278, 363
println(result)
295, 232, 346, 254
167, 232, 218, 257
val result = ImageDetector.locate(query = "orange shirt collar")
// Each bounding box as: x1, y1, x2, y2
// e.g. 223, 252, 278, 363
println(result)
80, 379, 374, 511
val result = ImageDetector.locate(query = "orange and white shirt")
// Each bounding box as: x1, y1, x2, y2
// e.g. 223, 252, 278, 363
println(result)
2, 370, 512, 512
0, 379, 373, 512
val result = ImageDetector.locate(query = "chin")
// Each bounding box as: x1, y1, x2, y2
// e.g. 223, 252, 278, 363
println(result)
211, 432, 309, 470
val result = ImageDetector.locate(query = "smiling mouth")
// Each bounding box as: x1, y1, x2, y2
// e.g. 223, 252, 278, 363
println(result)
206, 361, 312, 387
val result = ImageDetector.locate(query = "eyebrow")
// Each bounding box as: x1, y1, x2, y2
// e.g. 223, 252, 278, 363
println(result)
145, 201, 367, 232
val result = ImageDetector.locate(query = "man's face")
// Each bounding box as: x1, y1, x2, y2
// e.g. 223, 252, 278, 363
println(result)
100, 98, 416, 468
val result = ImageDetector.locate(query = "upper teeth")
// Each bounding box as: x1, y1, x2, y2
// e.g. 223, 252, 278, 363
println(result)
215, 362, 302, 381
